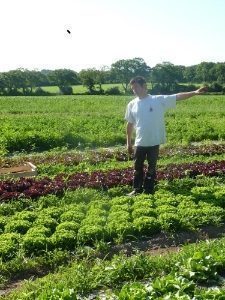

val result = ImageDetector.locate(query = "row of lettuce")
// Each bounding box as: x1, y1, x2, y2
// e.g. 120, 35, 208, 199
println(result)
1, 143, 225, 169
1, 143, 224, 180
0, 159, 225, 201
0, 95, 224, 155
1, 182, 225, 262
4, 235, 225, 299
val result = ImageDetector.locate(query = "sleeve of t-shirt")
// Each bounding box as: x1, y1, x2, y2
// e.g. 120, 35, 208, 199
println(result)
125, 103, 135, 124
157, 94, 177, 111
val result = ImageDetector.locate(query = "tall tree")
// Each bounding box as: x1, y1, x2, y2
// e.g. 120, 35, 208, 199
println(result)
111, 58, 151, 93
183, 65, 198, 83
79, 69, 98, 93
151, 62, 181, 91
0, 73, 7, 94
95, 66, 108, 92
212, 63, 225, 84
4, 69, 28, 94
195, 62, 216, 83
48, 69, 79, 92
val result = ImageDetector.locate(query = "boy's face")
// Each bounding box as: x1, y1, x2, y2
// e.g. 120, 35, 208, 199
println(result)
130, 82, 147, 97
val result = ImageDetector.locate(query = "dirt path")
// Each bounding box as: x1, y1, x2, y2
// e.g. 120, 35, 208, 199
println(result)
103, 224, 225, 258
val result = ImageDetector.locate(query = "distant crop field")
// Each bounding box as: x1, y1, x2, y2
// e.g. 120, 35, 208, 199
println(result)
0, 95, 224, 155
42, 83, 125, 94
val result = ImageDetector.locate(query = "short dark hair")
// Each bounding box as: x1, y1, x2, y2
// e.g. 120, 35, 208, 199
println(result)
129, 76, 146, 86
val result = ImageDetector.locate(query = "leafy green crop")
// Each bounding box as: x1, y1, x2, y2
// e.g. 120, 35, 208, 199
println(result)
0, 95, 225, 154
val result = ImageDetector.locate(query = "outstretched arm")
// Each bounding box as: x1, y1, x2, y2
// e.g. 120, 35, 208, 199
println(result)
176, 87, 207, 101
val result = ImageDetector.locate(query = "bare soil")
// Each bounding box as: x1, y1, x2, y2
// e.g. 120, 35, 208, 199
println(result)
109, 224, 225, 257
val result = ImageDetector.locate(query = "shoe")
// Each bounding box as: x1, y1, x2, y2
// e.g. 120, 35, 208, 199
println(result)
127, 190, 142, 196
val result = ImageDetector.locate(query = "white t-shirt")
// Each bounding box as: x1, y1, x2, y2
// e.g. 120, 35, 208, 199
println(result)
125, 94, 176, 146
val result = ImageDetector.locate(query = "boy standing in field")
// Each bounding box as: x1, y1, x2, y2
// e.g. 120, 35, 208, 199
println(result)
125, 76, 206, 196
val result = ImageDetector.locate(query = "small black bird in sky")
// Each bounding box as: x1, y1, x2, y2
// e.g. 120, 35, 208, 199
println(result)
67, 29, 71, 34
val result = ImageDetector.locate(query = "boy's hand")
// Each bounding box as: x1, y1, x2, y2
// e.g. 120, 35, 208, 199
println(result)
127, 144, 133, 156
195, 86, 207, 94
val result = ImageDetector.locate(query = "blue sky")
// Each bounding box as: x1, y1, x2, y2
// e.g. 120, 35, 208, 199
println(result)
0, 0, 224, 71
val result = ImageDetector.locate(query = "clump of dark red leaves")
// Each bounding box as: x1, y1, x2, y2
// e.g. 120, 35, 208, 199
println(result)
65, 168, 134, 190
0, 161, 225, 202
160, 144, 225, 158
0, 177, 66, 201
158, 160, 225, 181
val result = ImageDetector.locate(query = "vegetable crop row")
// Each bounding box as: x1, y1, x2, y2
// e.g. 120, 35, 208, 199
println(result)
0, 95, 225, 154
5, 237, 225, 300
1, 160, 225, 202
1, 183, 225, 263
1, 143, 225, 169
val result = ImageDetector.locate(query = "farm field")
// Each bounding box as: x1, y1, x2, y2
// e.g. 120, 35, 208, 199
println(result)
0, 95, 224, 155
0, 94, 225, 299
42, 83, 125, 95
41, 82, 200, 95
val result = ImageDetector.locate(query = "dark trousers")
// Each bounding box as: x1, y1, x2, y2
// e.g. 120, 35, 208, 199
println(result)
133, 145, 159, 194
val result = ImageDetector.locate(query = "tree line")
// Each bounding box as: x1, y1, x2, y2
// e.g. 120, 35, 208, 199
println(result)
0, 58, 225, 96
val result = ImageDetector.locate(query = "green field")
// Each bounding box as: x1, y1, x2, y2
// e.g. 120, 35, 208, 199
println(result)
0, 94, 225, 299
0, 95, 224, 156
42, 83, 125, 94
41, 82, 201, 95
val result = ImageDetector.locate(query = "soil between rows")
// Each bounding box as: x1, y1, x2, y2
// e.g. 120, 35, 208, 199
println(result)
109, 224, 225, 257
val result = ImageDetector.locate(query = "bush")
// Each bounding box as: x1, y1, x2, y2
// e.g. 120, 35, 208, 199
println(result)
59, 86, 73, 95
207, 82, 223, 93
150, 83, 198, 94
84, 89, 105, 95
34, 87, 52, 96
150, 84, 173, 94
174, 84, 198, 93
7, 89, 23, 96
105, 86, 122, 95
